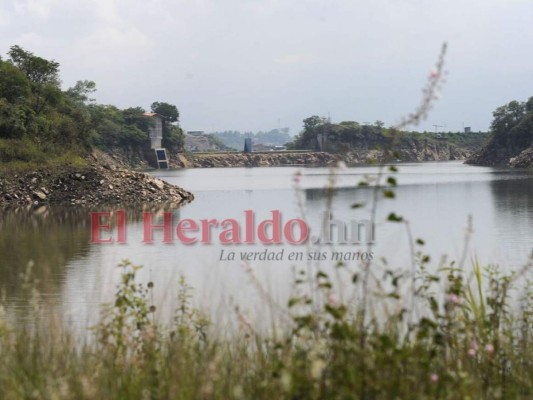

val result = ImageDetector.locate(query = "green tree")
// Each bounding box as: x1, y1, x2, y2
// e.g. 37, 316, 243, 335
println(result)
151, 101, 179, 123
526, 97, 533, 113
0, 60, 31, 103
491, 100, 526, 135
8, 45, 60, 86
122, 107, 151, 132
303, 115, 325, 131
6, 45, 63, 116
65, 80, 96, 105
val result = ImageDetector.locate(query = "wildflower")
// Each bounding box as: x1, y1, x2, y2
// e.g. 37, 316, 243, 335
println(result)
468, 348, 476, 357
240, 261, 252, 273
430, 373, 439, 383
448, 294, 461, 305
311, 359, 326, 379
293, 171, 302, 184
485, 344, 495, 354
327, 291, 338, 306
429, 69, 439, 78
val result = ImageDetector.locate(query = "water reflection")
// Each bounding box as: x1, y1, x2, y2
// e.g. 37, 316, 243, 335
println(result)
0, 206, 91, 299
489, 171, 533, 262
1, 162, 533, 330
0, 204, 184, 310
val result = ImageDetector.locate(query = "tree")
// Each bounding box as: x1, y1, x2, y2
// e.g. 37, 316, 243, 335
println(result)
123, 107, 152, 132
491, 100, 526, 135
8, 45, 60, 86
526, 97, 533, 113
6, 46, 63, 116
303, 115, 325, 131
0, 60, 30, 103
66, 80, 96, 105
151, 101, 179, 123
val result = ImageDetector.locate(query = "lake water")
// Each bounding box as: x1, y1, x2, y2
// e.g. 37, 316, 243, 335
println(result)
1, 161, 532, 329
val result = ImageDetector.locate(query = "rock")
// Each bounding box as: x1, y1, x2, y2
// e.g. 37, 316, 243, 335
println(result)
509, 146, 533, 168
32, 190, 47, 201
150, 179, 165, 190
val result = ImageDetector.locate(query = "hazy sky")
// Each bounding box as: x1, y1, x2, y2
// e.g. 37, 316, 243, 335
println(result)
1, 0, 532, 135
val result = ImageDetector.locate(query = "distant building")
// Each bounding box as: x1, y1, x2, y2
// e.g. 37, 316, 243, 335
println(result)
143, 112, 163, 149
184, 131, 210, 152
464, 127, 472, 133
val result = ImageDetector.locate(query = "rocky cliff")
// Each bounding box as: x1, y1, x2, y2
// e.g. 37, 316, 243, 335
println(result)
184, 140, 470, 168
467, 98, 533, 167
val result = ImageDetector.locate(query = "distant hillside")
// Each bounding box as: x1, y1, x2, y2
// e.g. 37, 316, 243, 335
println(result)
286, 116, 490, 156
211, 129, 291, 150
467, 98, 533, 167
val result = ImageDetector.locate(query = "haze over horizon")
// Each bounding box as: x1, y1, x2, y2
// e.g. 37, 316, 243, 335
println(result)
1, 0, 531, 136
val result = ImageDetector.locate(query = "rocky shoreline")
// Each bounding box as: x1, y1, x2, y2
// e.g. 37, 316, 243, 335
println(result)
0, 164, 194, 207
467, 144, 533, 168
183, 152, 337, 168
0, 142, 473, 207
509, 146, 533, 168
183, 144, 470, 168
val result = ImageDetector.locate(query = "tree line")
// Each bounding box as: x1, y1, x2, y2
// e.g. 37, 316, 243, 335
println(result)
0, 45, 184, 165
287, 115, 490, 152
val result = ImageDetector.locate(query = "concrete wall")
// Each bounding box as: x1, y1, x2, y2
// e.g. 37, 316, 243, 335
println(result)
149, 116, 163, 149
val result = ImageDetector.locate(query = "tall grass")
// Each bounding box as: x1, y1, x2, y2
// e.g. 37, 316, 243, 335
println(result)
1, 255, 533, 399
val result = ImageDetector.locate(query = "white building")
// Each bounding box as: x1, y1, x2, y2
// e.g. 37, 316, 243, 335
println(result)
143, 112, 164, 149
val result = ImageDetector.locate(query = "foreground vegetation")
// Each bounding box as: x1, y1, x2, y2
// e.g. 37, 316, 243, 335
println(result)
1, 251, 533, 399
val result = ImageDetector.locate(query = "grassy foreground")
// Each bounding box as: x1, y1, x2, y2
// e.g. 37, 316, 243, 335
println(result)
1, 257, 533, 400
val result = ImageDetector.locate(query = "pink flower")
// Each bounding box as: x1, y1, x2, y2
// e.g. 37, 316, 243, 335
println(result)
327, 291, 338, 306
430, 373, 439, 383
240, 261, 252, 273
468, 348, 476, 357
485, 344, 495, 354
429, 70, 439, 78
448, 294, 461, 304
